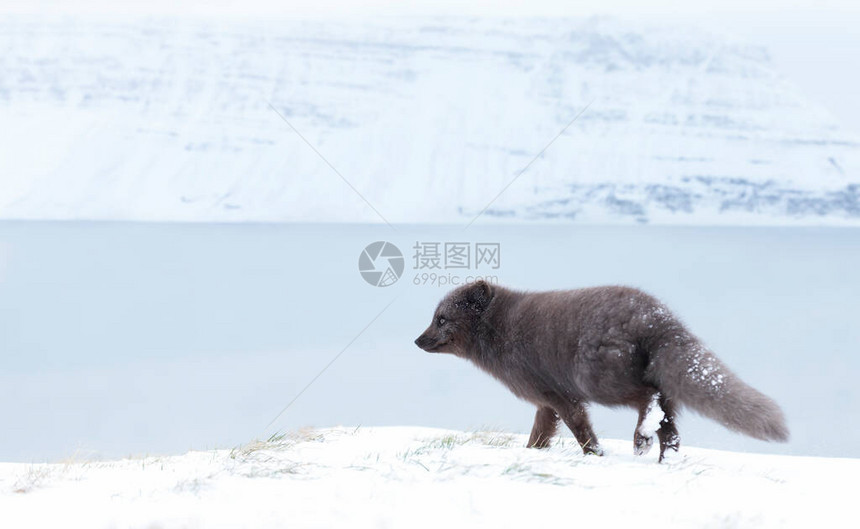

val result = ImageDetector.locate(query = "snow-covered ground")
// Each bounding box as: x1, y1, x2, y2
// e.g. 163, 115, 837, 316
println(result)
1, 15, 858, 225
1, 426, 855, 528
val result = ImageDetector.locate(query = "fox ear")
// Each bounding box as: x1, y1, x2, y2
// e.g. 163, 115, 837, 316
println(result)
461, 280, 494, 313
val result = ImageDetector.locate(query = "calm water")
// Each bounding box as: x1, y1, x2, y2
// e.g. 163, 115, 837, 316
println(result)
1, 221, 858, 461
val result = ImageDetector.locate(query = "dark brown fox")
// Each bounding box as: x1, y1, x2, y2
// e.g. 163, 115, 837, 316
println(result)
414, 281, 788, 461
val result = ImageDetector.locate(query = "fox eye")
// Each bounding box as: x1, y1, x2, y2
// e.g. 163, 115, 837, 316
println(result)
437, 316, 446, 326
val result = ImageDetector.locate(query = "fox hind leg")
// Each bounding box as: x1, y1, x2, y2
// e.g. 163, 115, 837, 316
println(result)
634, 394, 659, 456
527, 406, 559, 449
656, 395, 680, 462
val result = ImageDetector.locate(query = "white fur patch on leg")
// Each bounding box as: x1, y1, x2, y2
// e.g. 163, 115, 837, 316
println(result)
635, 393, 663, 456
639, 393, 663, 437
633, 393, 664, 456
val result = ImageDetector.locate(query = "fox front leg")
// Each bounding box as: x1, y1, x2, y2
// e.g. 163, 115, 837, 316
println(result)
557, 401, 604, 456
527, 407, 559, 449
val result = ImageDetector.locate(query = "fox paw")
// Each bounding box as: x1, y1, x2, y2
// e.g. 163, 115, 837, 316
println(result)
584, 445, 604, 456
634, 434, 653, 456
657, 436, 681, 463
658, 446, 679, 463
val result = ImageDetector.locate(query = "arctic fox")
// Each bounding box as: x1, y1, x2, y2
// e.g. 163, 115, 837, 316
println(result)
414, 281, 788, 461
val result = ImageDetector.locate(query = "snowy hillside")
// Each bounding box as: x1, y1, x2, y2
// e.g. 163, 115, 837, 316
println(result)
0, 15, 858, 224
1, 427, 854, 528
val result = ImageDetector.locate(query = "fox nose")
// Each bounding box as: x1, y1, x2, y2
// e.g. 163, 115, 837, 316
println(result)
414, 334, 432, 349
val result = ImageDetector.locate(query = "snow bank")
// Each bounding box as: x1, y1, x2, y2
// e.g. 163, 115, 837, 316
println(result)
1, 427, 854, 528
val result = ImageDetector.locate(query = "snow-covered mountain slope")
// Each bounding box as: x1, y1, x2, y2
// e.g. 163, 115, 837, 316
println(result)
1, 427, 855, 528
1, 16, 858, 225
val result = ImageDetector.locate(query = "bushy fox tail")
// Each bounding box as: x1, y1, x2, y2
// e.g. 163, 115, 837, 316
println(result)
646, 333, 789, 442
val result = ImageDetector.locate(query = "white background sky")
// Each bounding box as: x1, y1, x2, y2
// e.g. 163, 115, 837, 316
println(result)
3, 0, 860, 132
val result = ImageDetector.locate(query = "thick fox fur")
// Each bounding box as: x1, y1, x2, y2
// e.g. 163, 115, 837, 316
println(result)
414, 281, 788, 461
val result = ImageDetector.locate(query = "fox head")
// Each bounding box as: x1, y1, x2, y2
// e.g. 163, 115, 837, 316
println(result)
414, 280, 495, 356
